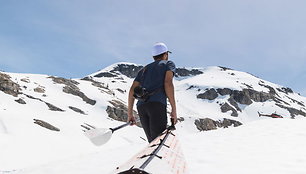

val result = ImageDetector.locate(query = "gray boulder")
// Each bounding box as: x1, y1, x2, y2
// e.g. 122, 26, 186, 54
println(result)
33, 119, 60, 131
197, 88, 218, 100
220, 103, 238, 117
175, 68, 203, 77
194, 118, 242, 131
106, 100, 141, 127
0, 72, 21, 97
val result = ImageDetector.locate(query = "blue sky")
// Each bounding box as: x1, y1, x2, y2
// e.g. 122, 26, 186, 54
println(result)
1, 0, 306, 96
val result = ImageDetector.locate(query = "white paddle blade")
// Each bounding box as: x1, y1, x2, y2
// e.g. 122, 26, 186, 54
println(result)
84, 128, 113, 146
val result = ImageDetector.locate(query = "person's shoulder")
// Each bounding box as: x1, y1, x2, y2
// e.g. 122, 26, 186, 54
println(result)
158, 60, 175, 66
166, 60, 175, 66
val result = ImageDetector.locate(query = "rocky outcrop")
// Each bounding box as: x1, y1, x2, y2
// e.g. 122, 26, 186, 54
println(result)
69, 106, 86, 115
0, 72, 21, 97
15, 98, 26, 104
95, 64, 204, 79
197, 88, 218, 100
275, 104, 306, 118
175, 68, 203, 77
276, 87, 293, 94
194, 118, 242, 131
106, 100, 141, 127
34, 86, 45, 93
216, 88, 232, 96
200, 87, 277, 117
45, 102, 65, 111
111, 64, 144, 78
33, 119, 60, 131
195, 118, 217, 131
21, 78, 30, 83
63, 85, 96, 105
24, 94, 64, 111
220, 103, 238, 117
49, 76, 96, 105
94, 72, 118, 78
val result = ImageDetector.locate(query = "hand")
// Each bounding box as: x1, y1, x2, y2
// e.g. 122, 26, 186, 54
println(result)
170, 109, 177, 125
127, 112, 136, 125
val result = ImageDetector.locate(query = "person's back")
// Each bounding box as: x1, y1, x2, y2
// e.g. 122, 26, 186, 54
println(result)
135, 60, 175, 106
127, 42, 177, 142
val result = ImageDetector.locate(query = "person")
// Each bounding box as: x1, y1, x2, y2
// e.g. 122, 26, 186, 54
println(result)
127, 42, 177, 142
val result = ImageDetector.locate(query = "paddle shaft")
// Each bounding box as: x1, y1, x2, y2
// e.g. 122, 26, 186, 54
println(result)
110, 122, 131, 133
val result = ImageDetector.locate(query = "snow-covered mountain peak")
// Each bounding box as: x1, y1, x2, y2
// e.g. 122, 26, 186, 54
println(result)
1, 63, 306, 173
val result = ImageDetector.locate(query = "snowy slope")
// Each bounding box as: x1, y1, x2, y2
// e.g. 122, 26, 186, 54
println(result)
1, 62, 306, 174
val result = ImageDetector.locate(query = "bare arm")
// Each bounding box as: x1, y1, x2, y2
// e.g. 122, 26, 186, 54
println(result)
164, 71, 177, 124
127, 81, 140, 125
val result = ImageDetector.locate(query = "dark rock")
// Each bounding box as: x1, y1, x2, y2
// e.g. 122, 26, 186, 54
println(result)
111, 64, 144, 78
276, 87, 293, 94
63, 86, 96, 105
218, 66, 233, 71
69, 106, 86, 115
245, 89, 274, 103
178, 117, 185, 122
228, 97, 241, 112
34, 86, 45, 93
221, 118, 243, 128
45, 102, 65, 112
49, 76, 96, 105
242, 83, 253, 89
15, 98, 26, 104
217, 88, 232, 96
186, 85, 197, 90
21, 78, 30, 83
106, 100, 141, 127
258, 83, 277, 95
33, 119, 60, 131
231, 90, 253, 105
24, 94, 64, 112
220, 103, 238, 117
94, 72, 117, 78
195, 118, 217, 131
116, 88, 125, 93
175, 68, 203, 77
0, 72, 21, 97
48, 76, 79, 86
276, 104, 306, 118
197, 88, 218, 100
194, 118, 242, 131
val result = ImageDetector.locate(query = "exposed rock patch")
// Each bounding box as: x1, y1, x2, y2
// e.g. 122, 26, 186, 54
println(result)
111, 64, 143, 78
69, 106, 86, 115
63, 85, 96, 105
34, 86, 45, 93
0, 72, 21, 97
106, 100, 141, 127
21, 78, 30, 83
45, 102, 65, 112
15, 98, 26, 104
49, 76, 96, 105
275, 104, 306, 118
219, 66, 233, 71
94, 72, 117, 78
24, 94, 64, 111
175, 68, 203, 77
220, 103, 238, 117
217, 88, 233, 96
194, 118, 242, 131
33, 119, 60, 131
197, 88, 218, 100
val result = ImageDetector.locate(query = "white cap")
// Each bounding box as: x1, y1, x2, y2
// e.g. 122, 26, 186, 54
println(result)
152, 42, 171, 56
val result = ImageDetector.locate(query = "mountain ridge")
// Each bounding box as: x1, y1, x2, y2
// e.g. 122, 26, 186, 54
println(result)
1, 62, 306, 170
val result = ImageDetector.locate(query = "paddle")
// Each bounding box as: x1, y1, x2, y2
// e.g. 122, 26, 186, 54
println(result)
81, 122, 132, 146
